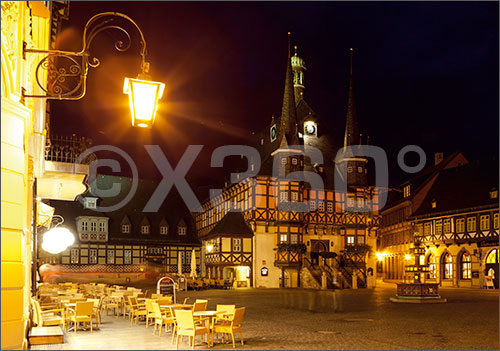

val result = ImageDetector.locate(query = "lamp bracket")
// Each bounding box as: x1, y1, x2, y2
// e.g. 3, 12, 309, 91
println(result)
22, 12, 148, 100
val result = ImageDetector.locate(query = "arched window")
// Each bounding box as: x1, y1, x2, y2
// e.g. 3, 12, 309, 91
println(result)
427, 254, 436, 279
442, 252, 453, 279
460, 252, 471, 280
486, 249, 498, 264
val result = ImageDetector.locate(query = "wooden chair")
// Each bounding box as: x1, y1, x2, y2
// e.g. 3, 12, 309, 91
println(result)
174, 309, 211, 350
145, 299, 157, 328
31, 299, 65, 332
67, 301, 94, 333
128, 296, 147, 324
211, 307, 245, 348
103, 293, 122, 316
87, 297, 104, 328
151, 293, 164, 299
183, 297, 190, 304
152, 302, 175, 337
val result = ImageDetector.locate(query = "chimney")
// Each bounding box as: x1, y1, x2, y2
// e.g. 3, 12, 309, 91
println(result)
434, 152, 444, 165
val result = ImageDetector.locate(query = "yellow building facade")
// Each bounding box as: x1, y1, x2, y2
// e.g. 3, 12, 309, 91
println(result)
1, 2, 51, 349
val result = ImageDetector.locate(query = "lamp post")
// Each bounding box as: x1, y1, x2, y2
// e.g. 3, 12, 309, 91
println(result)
22, 12, 165, 128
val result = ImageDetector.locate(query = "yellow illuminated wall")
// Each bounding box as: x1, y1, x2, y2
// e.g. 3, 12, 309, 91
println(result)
1, 2, 50, 349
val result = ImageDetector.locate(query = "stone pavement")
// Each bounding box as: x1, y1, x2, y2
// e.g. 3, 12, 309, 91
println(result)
31, 282, 498, 350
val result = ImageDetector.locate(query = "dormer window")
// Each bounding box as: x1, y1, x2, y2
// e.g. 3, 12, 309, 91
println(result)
178, 226, 186, 235
281, 158, 287, 165
122, 224, 130, 234
160, 226, 168, 235
84, 197, 97, 209
431, 199, 437, 208
347, 166, 353, 173
140, 216, 151, 235
292, 158, 298, 165
141, 225, 150, 234
357, 166, 363, 173
490, 188, 498, 199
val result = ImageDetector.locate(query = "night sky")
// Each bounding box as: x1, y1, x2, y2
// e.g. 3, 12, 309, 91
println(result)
50, 1, 499, 187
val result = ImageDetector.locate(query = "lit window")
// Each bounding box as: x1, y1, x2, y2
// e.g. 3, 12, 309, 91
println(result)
424, 222, 431, 235
467, 217, 476, 232
427, 255, 436, 279
81, 221, 88, 232
347, 198, 355, 208
232, 238, 242, 252
290, 234, 298, 244
494, 214, 499, 229
281, 158, 287, 165
346, 236, 355, 246
327, 202, 334, 213
280, 234, 288, 243
99, 222, 106, 232
431, 199, 437, 209
318, 201, 325, 212
141, 225, 150, 234
292, 158, 298, 165
480, 215, 490, 231
435, 220, 442, 235
486, 249, 498, 264
70, 249, 79, 264
291, 192, 299, 202
416, 224, 423, 235
89, 249, 97, 264
456, 218, 465, 233
403, 185, 411, 198
357, 166, 363, 173
124, 250, 132, 264
443, 252, 453, 279
178, 226, 187, 235
443, 219, 451, 233
347, 166, 353, 173
309, 200, 316, 211
280, 191, 288, 202
122, 224, 130, 234
160, 226, 169, 235
461, 252, 471, 280
107, 250, 115, 264
357, 235, 365, 244
90, 222, 97, 232
490, 188, 498, 199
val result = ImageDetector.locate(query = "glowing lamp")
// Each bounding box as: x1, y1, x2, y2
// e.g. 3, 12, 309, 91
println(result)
123, 77, 165, 128
376, 252, 383, 261
206, 244, 214, 253
41, 227, 75, 254
405, 254, 412, 261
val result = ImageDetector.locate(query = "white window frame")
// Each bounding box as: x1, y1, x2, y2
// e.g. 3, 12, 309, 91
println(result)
99, 222, 105, 232
456, 218, 465, 233
122, 224, 130, 234
480, 215, 490, 231
89, 249, 98, 264
90, 221, 96, 232
279, 234, 288, 243
467, 217, 476, 232
81, 221, 88, 232
346, 236, 355, 246
160, 226, 169, 235
327, 201, 334, 213
70, 249, 79, 264
290, 234, 298, 244
443, 219, 451, 233
318, 200, 325, 212
107, 250, 115, 264
232, 238, 242, 252
178, 226, 187, 235
124, 250, 132, 264
141, 225, 150, 234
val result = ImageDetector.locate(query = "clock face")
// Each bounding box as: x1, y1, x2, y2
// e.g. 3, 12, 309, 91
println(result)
270, 124, 277, 141
304, 122, 317, 136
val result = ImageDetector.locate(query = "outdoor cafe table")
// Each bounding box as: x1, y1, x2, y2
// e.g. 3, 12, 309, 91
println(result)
193, 311, 228, 344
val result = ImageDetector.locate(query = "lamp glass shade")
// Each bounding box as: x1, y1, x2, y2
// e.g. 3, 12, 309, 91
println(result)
41, 227, 75, 254
123, 77, 165, 128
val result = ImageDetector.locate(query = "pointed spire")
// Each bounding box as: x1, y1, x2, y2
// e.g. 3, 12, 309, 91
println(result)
344, 47, 360, 148
280, 32, 299, 146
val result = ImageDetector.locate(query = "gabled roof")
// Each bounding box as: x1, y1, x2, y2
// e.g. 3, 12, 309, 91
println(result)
203, 211, 254, 240
410, 159, 499, 219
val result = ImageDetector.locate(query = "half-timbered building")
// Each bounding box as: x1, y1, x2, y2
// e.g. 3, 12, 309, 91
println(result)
195, 44, 381, 288
38, 174, 201, 284
377, 151, 469, 280
409, 159, 499, 288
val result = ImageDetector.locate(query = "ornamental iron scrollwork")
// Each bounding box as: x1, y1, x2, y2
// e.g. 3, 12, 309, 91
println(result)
23, 12, 148, 100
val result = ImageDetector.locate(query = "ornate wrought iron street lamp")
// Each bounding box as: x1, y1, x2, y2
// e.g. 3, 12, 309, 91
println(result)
22, 12, 165, 128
